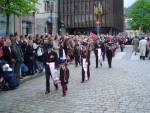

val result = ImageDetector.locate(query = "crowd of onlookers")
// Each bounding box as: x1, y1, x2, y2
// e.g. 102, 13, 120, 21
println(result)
0, 33, 135, 91
132, 36, 150, 60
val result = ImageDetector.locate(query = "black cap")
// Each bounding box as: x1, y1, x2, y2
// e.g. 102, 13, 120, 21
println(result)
81, 42, 88, 46
48, 43, 53, 49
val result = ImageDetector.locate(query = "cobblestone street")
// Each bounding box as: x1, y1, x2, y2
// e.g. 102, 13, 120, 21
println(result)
1, 47, 150, 113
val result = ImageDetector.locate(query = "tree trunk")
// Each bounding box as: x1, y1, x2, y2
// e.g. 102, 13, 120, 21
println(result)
6, 13, 10, 35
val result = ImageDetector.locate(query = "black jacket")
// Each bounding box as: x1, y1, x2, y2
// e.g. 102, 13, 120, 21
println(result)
43, 50, 59, 68
2, 46, 14, 65
60, 67, 69, 85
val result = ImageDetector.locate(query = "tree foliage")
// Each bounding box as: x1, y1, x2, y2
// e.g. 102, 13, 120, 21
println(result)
0, 0, 38, 16
0, 0, 38, 34
128, 0, 150, 33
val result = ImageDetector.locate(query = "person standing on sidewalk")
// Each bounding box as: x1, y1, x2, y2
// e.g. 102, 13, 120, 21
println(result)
11, 36, 24, 79
43, 44, 59, 94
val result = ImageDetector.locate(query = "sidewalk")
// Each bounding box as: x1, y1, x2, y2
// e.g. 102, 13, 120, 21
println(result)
20, 72, 44, 84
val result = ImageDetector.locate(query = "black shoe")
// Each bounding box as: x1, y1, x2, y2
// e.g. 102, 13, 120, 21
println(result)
55, 86, 59, 90
39, 70, 43, 73
109, 65, 112, 68
100, 63, 102, 67
63, 93, 66, 97
45, 91, 50, 95
81, 81, 84, 83
19, 77, 23, 79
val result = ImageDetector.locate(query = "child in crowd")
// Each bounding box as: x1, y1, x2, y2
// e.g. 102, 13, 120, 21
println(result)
60, 62, 70, 96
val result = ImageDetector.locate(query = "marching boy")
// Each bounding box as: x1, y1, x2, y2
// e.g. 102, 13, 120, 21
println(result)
60, 62, 70, 97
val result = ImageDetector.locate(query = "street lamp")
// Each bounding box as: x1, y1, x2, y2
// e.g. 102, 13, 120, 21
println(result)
94, 0, 103, 35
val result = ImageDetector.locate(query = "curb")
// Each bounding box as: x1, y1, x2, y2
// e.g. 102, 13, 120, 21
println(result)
20, 72, 44, 84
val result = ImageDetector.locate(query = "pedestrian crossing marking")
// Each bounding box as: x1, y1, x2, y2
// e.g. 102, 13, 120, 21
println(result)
113, 52, 126, 60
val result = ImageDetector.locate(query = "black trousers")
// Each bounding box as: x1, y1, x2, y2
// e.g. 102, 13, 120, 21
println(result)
95, 53, 98, 68
120, 46, 124, 52
106, 55, 112, 68
26, 59, 34, 74
102, 51, 105, 61
61, 83, 67, 95
45, 67, 58, 92
75, 56, 80, 67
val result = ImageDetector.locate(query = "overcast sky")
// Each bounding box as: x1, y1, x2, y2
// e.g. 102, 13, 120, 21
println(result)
124, 0, 137, 8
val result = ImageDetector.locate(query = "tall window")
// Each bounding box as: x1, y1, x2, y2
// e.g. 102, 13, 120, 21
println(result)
44, 1, 50, 12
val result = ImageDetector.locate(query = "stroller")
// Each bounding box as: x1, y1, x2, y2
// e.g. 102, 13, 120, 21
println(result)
0, 60, 20, 90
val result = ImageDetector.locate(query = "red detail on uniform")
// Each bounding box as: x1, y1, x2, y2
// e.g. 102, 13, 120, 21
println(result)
89, 33, 97, 40
96, 20, 101, 25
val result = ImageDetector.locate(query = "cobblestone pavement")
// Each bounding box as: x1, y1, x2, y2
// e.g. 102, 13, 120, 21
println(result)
1, 47, 150, 113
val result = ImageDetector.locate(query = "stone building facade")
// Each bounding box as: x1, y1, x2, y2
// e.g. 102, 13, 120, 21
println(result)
58, 0, 124, 34
35, 0, 58, 35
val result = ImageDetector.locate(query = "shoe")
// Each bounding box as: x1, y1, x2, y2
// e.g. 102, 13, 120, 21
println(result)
100, 63, 102, 67
45, 91, 50, 95
55, 86, 59, 90
39, 70, 43, 73
63, 93, 66, 97
19, 77, 23, 79
81, 81, 84, 83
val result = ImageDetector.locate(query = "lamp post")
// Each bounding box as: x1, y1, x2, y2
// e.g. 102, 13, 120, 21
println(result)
94, 0, 103, 35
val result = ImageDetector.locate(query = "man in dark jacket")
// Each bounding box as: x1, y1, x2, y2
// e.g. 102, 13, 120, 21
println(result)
43, 44, 59, 94
73, 44, 80, 67
93, 40, 99, 68
11, 36, 24, 79
106, 42, 113, 68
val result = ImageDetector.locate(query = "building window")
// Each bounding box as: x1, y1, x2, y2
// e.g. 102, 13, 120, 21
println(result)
44, 1, 50, 12
22, 21, 32, 35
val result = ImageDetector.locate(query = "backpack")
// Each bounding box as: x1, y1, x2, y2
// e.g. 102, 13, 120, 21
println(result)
36, 46, 43, 57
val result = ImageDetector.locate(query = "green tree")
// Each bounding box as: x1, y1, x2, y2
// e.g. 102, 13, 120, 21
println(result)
128, 0, 150, 33
0, 0, 38, 34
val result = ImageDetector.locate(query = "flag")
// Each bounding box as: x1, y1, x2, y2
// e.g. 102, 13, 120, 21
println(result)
89, 32, 97, 40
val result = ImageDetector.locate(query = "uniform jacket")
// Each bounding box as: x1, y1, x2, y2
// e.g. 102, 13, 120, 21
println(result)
60, 67, 69, 85
43, 50, 59, 68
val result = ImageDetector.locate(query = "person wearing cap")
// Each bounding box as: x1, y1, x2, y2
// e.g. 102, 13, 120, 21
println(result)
106, 42, 113, 68
93, 39, 100, 68
59, 41, 67, 64
81, 42, 90, 83
60, 62, 70, 96
43, 44, 59, 94
73, 42, 81, 67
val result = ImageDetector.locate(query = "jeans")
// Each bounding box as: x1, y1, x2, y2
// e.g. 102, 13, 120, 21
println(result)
15, 62, 22, 78
35, 60, 43, 72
